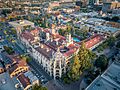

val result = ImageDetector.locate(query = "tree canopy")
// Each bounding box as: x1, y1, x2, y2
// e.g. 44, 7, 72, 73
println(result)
58, 25, 72, 36
96, 36, 116, 52
68, 55, 81, 81
32, 84, 47, 90
64, 42, 96, 82
3, 46, 14, 55
78, 42, 96, 71
20, 54, 32, 62
95, 55, 108, 71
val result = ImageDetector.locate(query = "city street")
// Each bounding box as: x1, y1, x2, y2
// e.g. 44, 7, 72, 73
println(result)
28, 59, 52, 84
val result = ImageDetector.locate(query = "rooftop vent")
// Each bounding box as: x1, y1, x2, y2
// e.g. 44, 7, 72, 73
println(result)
1, 79, 6, 85
41, 44, 43, 48
19, 20, 24, 24
46, 48, 49, 52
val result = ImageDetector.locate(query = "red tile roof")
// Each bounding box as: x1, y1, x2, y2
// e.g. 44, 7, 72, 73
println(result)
68, 43, 79, 49
17, 73, 31, 88
7, 55, 28, 74
85, 34, 104, 49
78, 34, 104, 49
30, 29, 39, 36
21, 31, 34, 42
64, 49, 76, 57
63, 44, 79, 57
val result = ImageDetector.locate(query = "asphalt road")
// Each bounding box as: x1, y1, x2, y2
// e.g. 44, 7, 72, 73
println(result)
28, 59, 52, 81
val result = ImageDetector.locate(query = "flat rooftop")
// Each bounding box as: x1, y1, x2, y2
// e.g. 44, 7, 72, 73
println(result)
101, 62, 120, 88
70, 12, 98, 17
87, 18, 105, 22
0, 72, 16, 90
9, 20, 34, 27
86, 62, 120, 90
86, 76, 120, 90
95, 25, 120, 33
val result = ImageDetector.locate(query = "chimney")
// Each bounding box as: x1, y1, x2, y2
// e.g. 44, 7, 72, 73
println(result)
74, 48, 76, 51
46, 33, 50, 41
46, 48, 49, 52
28, 39, 30, 41
19, 20, 24, 24
51, 38, 53, 42
41, 44, 43, 48
56, 41, 59, 45
57, 47, 60, 52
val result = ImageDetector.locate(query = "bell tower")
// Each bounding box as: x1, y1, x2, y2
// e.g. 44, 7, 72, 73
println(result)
53, 48, 66, 79
51, 24, 56, 34
66, 33, 73, 46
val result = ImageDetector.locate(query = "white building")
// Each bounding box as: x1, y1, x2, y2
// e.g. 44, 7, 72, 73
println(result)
93, 25, 120, 37
19, 27, 78, 79
10, 20, 104, 80
86, 61, 120, 90
9, 20, 34, 39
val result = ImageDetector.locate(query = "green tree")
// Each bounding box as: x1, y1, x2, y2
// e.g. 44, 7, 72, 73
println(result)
116, 41, 120, 48
3, 46, 14, 55
63, 76, 71, 84
20, 54, 32, 62
67, 42, 96, 82
32, 84, 47, 90
112, 16, 119, 22
78, 42, 95, 71
58, 29, 64, 36
67, 25, 72, 32
11, 28, 17, 35
95, 55, 108, 71
58, 29, 68, 36
106, 36, 116, 47
68, 55, 81, 81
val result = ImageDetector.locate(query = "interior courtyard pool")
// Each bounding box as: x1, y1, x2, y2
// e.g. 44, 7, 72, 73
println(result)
73, 37, 81, 42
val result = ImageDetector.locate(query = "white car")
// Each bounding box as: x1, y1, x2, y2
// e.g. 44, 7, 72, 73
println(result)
0, 46, 4, 53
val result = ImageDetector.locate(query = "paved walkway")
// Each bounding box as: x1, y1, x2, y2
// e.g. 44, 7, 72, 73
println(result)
45, 80, 62, 90
45, 76, 84, 90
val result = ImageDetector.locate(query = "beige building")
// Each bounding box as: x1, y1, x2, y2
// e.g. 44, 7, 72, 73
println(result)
19, 26, 104, 79
9, 20, 34, 39
7, 55, 29, 78
20, 27, 79, 79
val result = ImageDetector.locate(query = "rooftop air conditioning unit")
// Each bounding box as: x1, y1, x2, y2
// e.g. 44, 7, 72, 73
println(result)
19, 20, 24, 24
